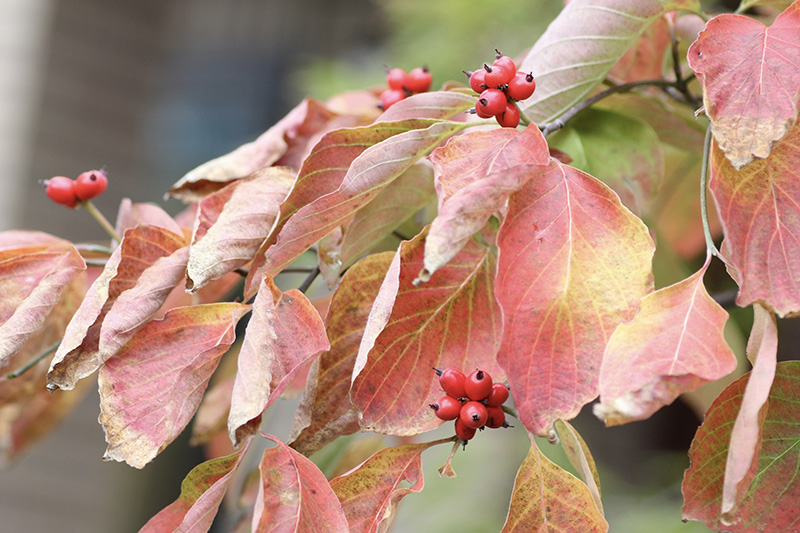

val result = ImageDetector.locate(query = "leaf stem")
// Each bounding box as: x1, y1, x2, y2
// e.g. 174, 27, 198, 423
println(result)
82, 200, 121, 243
5, 340, 60, 379
700, 126, 719, 257
297, 266, 320, 294
540, 79, 681, 137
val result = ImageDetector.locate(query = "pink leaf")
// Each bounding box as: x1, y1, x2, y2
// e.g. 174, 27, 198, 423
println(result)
496, 160, 654, 437
375, 90, 475, 122
595, 257, 737, 426
228, 277, 329, 446
99, 302, 248, 468
115, 198, 184, 236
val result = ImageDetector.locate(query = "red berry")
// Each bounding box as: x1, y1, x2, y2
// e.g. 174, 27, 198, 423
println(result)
493, 50, 517, 78
496, 103, 521, 128
485, 406, 508, 428
468, 69, 486, 94
465, 370, 493, 401
386, 68, 408, 91
430, 395, 462, 421
460, 400, 489, 429
476, 88, 507, 117
44, 176, 78, 208
74, 170, 108, 201
506, 72, 536, 101
434, 367, 466, 399
486, 382, 510, 407
483, 63, 512, 88
379, 89, 406, 110
405, 67, 432, 93
455, 417, 476, 442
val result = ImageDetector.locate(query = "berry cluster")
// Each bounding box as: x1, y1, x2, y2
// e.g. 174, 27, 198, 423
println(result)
379, 66, 433, 110
464, 50, 536, 128
43, 170, 108, 208
429, 367, 511, 449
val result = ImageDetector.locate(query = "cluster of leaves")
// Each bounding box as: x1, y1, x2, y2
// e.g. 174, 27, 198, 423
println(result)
1, 0, 799, 530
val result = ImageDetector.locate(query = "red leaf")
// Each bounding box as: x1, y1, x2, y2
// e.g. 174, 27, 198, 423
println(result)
609, 14, 672, 82
140, 440, 250, 532
501, 434, 608, 532
168, 99, 337, 202
186, 167, 294, 292
710, 120, 800, 316
375, 90, 475, 122
518, 0, 699, 123
249, 121, 470, 291
47, 225, 188, 391
289, 252, 395, 456
429, 124, 550, 207
722, 305, 777, 519
246, 119, 451, 297
330, 440, 445, 532
99, 302, 248, 468
682, 361, 800, 532
496, 160, 654, 437
688, 3, 800, 169
253, 434, 348, 532
228, 277, 329, 446
351, 229, 504, 435
0, 238, 85, 366
595, 258, 736, 426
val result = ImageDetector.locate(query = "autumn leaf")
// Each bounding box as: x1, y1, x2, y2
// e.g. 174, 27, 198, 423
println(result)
608, 14, 672, 82
47, 225, 188, 391
496, 159, 654, 437
502, 434, 608, 532
682, 361, 800, 532
721, 305, 777, 519
140, 440, 250, 533
330, 439, 450, 532
710, 120, 800, 317
186, 167, 295, 292
350, 229, 504, 436
248, 120, 471, 292
253, 434, 348, 532
99, 302, 248, 468
115, 198, 184, 236
429, 123, 550, 206
289, 252, 395, 456
554, 420, 604, 515
0, 237, 85, 366
547, 107, 665, 215
687, 3, 800, 169
375, 90, 475, 122
517, 0, 699, 124
168, 98, 337, 202
595, 257, 736, 426
228, 277, 329, 446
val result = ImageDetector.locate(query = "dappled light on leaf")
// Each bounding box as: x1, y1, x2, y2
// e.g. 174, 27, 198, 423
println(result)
595, 258, 736, 426
99, 302, 248, 468
496, 159, 654, 436
688, 3, 800, 169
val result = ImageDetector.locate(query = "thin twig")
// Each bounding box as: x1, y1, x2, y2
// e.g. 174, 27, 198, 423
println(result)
297, 267, 320, 294
700, 127, 719, 257
5, 341, 60, 379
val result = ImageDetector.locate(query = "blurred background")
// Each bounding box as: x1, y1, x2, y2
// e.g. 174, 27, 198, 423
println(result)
0, 0, 788, 531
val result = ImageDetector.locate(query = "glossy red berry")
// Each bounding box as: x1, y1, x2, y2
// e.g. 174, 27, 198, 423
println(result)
405, 67, 432, 93
455, 417, 477, 442
468, 69, 486, 94
483, 63, 512, 88
486, 382, 510, 407
496, 103, 521, 128
485, 406, 509, 429
430, 395, 462, 421
460, 400, 489, 429
465, 369, 493, 401
476, 88, 507, 117
44, 176, 78, 208
74, 170, 108, 201
386, 68, 408, 91
493, 50, 517, 78
379, 89, 406, 110
434, 367, 466, 399
506, 72, 536, 101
